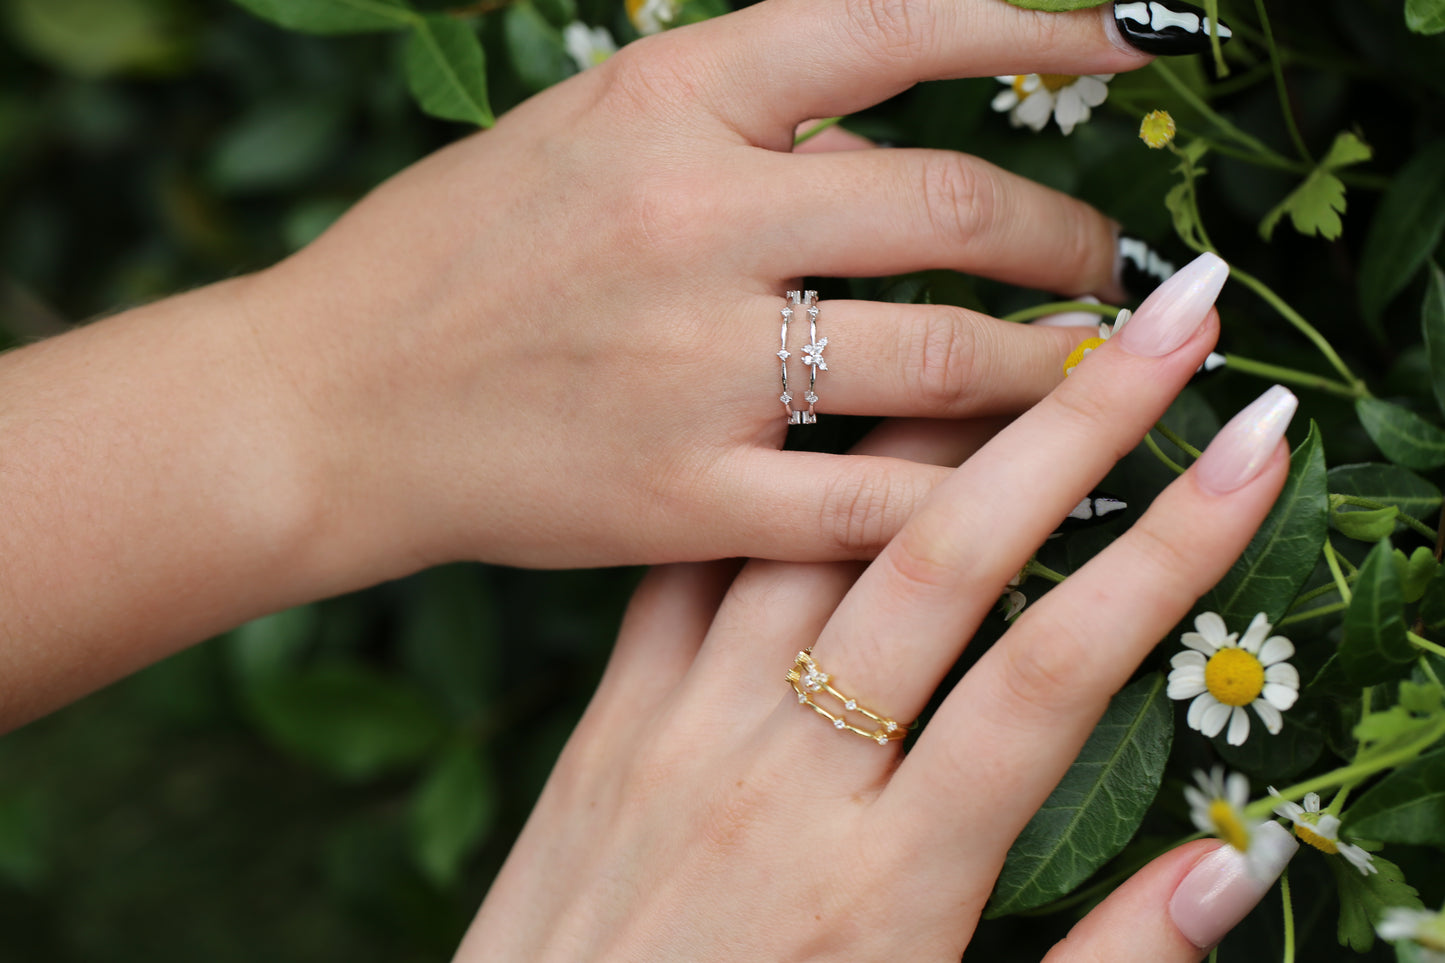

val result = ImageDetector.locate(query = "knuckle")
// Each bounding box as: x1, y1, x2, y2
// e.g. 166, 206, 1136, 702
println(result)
598, 35, 703, 116
884, 524, 965, 598
1047, 386, 1138, 464
996, 614, 1090, 720
820, 463, 906, 556
909, 310, 979, 411
918, 154, 999, 247
1127, 520, 1197, 585
842, 0, 932, 64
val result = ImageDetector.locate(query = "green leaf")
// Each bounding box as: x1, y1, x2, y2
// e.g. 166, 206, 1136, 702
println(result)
1329, 463, 1443, 522
1422, 568, 1445, 633
1357, 398, 1445, 471
1345, 749, 1445, 846
502, 2, 575, 94
247, 664, 449, 780
1315, 540, 1414, 689
1354, 681, 1445, 765
1214, 707, 1322, 780
1360, 140, 1445, 333
226, 603, 319, 686
405, 15, 494, 127
1331, 852, 1422, 952
409, 742, 496, 887
1331, 500, 1400, 542
1394, 547, 1439, 604
996, 0, 1109, 9
228, 0, 415, 33
1422, 264, 1445, 419
1259, 131, 1372, 241
1204, 422, 1328, 626
1407, 0, 1445, 34
0, 791, 49, 888
207, 97, 347, 193
987, 674, 1172, 916
399, 565, 499, 721
6, 0, 191, 77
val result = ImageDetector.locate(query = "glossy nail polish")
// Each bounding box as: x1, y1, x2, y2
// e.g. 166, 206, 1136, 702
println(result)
1116, 234, 1176, 299
1169, 822, 1297, 948
1195, 385, 1298, 494
1114, 251, 1229, 358
1114, 0, 1234, 56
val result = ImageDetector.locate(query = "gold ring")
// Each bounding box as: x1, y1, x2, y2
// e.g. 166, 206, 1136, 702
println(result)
786, 649, 911, 746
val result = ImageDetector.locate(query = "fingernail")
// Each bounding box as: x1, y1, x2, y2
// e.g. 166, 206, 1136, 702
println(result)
1194, 385, 1298, 494
1114, 251, 1228, 357
1169, 822, 1297, 949
1113, 0, 1234, 56
1116, 233, 1176, 300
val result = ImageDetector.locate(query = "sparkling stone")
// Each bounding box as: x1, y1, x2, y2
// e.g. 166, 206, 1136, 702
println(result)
779, 391, 792, 404
876, 732, 890, 745
781, 307, 793, 320
777, 349, 790, 360
833, 718, 846, 729
808, 306, 818, 320
804, 391, 818, 404
797, 693, 808, 703
844, 699, 857, 711
885, 721, 898, 732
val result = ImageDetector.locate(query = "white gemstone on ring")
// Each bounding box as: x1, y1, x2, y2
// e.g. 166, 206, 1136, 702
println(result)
833, 718, 846, 729
844, 699, 857, 711
885, 721, 898, 732
875, 732, 889, 745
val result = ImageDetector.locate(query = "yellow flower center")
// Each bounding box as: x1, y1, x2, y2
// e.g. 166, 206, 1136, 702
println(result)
1204, 648, 1265, 707
1013, 74, 1078, 98
1139, 109, 1177, 149
1293, 820, 1340, 855
1063, 337, 1107, 376
1208, 799, 1251, 852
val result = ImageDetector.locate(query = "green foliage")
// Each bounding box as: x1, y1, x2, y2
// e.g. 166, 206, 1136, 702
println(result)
1203, 422, 1328, 626
1330, 852, 1422, 952
409, 742, 496, 886
1394, 546, 1438, 604
503, 2, 574, 94
987, 674, 1172, 916
405, 15, 493, 126
1359, 141, 1445, 333
3, 0, 191, 76
1346, 749, 1445, 846
1357, 398, 1445, 472
1406, 0, 1445, 36
1329, 464, 1442, 526
1315, 540, 1414, 689
229, 0, 417, 33
1423, 264, 1445, 418
1259, 131, 1371, 241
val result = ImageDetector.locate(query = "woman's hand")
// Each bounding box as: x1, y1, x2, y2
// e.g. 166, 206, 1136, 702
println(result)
457, 254, 1300, 962
253, 0, 1171, 570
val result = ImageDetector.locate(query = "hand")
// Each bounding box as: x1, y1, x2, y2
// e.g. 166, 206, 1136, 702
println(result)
455, 255, 1300, 961
250, 0, 1169, 569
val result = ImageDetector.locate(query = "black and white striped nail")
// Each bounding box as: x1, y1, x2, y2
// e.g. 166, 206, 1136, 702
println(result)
1113, 0, 1233, 56
1117, 233, 1176, 298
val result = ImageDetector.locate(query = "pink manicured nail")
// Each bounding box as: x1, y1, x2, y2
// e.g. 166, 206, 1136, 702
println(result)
1114, 252, 1229, 357
1194, 385, 1298, 494
1169, 822, 1297, 949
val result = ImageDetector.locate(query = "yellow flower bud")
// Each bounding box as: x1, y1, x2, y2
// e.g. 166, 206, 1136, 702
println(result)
1139, 110, 1176, 149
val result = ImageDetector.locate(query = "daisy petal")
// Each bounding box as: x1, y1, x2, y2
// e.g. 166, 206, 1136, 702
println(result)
1194, 611, 1229, 642
1015, 92, 1053, 131
1262, 682, 1299, 711
1224, 771, 1250, 808
991, 90, 1020, 111
1258, 636, 1296, 665
1181, 632, 1218, 655
1168, 674, 1207, 700
1226, 706, 1252, 745
1074, 75, 1110, 107
1171, 650, 1207, 669
1200, 700, 1233, 738
1303, 793, 1322, 813
1054, 88, 1086, 134
1340, 843, 1378, 876
1252, 698, 1283, 734
1264, 662, 1300, 687
1188, 692, 1219, 731
1238, 612, 1272, 652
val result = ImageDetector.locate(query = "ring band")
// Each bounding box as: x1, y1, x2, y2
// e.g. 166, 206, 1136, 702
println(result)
786, 649, 910, 746
778, 291, 826, 425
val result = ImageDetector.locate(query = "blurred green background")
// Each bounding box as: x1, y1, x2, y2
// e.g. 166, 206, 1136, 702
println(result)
2, 0, 1444, 959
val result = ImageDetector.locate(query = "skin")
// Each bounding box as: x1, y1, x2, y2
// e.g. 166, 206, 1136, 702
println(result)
459, 300, 1288, 962
0, 1, 1151, 729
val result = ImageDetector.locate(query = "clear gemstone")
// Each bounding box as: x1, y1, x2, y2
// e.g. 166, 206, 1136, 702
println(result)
797, 693, 808, 703
779, 392, 792, 404
844, 699, 857, 711
885, 721, 898, 732
804, 391, 818, 404
808, 306, 818, 320
833, 719, 846, 729
781, 307, 793, 320
876, 732, 889, 745
777, 349, 790, 360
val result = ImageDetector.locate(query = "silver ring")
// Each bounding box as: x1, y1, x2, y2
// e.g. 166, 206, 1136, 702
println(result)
778, 290, 825, 425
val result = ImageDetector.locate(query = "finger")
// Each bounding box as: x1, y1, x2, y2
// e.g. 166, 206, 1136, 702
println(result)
779, 299, 1088, 419
753, 150, 1126, 301
664, 1, 1149, 144
792, 122, 877, 154
1040, 834, 1295, 962
806, 253, 1228, 719
890, 387, 1295, 844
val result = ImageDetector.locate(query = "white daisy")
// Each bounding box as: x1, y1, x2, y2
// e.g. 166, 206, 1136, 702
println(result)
1062, 308, 1130, 376
1378, 906, 1445, 962
1268, 788, 1377, 876
563, 22, 617, 71
991, 74, 1113, 136
1168, 612, 1300, 746
626, 0, 677, 35
1184, 767, 1277, 878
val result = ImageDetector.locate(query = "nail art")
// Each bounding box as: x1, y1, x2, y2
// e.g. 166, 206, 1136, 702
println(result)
1114, 251, 1229, 358
1116, 234, 1176, 299
1194, 385, 1298, 495
1169, 823, 1298, 949
1114, 0, 1234, 56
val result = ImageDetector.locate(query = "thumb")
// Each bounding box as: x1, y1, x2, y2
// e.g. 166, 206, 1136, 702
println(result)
1042, 824, 1298, 963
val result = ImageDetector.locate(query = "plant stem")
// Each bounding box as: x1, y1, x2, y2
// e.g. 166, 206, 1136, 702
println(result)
1278, 600, 1348, 627
1409, 631, 1445, 659
1144, 432, 1187, 475
1154, 423, 1202, 459
1227, 265, 1365, 392
1222, 354, 1363, 399
1001, 301, 1118, 324
1323, 540, 1354, 604
1024, 558, 1068, 584
794, 116, 843, 147
1152, 61, 1286, 164
1254, 0, 1311, 164
1288, 575, 1353, 610
1330, 494, 1438, 540
1281, 867, 1296, 963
